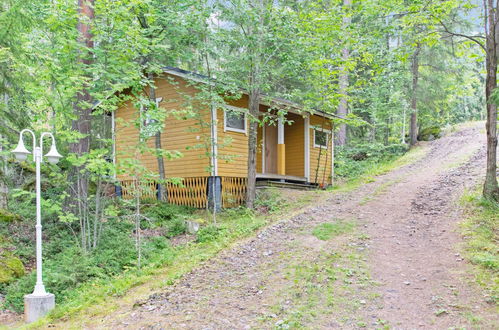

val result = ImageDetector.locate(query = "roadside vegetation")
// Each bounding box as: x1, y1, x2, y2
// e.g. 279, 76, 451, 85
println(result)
0, 185, 309, 327
460, 190, 499, 305
333, 143, 427, 192
0, 143, 421, 327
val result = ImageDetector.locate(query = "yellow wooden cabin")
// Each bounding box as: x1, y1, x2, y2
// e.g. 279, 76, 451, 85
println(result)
114, 67, 334, 208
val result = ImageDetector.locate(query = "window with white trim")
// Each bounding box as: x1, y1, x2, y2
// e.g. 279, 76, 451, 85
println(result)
224, 107, 247, 134
313, 128, 329, 148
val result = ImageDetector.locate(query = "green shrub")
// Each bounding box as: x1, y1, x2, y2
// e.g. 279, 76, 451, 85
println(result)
334, 143, 408, 179
255, 188, 286, 213
0, 251, 25, 284
0, 208, 21, 223
143, 202, 193, 227
166, 217, 187, 237
461, 192, 498, 304
418, 126, 442, 141
197, 225, 224, 243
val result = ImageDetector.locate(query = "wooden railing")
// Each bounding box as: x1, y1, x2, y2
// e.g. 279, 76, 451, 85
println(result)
119, 176, 246, 209
167, 177, 208, 208
221, 177, 247, 208
120, 180, 157, 200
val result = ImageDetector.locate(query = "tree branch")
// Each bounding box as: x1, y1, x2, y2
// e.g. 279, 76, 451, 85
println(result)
438, 19, 486, 51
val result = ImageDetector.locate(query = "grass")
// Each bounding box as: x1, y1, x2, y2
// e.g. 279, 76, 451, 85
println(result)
312, 221, 355, 241
331, 144, 427, 193
261, 234, 378, 328
460, 189, 499, 305
18, 192, 322, 329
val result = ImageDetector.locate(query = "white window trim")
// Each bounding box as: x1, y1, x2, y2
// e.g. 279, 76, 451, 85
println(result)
304, 115, 310, 181
313, 127, 331, 148
223, 105, 248, 135
210, 104, 218, 176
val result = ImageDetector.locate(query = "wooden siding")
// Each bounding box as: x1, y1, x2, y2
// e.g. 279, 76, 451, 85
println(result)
284, 112, 305, 177
309, 114, 333, 185
114, 72, 334, 187
115, 76, 212, 181
215, 95, 270, 177
216, 105, 248, 178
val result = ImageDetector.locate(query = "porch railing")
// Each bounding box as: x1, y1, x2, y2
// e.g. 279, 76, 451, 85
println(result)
221, 177, 247, 208
118, 176, 247, 209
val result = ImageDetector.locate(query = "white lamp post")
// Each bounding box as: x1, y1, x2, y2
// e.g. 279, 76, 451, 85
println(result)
12, 129, 62, 323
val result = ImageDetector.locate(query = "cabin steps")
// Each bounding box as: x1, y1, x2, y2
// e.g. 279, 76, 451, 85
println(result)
256, 180, 318, 190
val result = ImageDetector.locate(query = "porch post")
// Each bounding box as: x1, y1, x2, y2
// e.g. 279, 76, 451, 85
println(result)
304, 115, 310, 182
277, 117, 285, 175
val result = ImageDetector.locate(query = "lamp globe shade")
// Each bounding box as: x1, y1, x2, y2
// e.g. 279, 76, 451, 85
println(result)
45, 143, 62, 165
12, 139, 30, 161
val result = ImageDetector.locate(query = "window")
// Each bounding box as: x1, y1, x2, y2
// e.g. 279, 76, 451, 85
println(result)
140, 97, 163, 138
224, 107, 247, 134
313, 128, 329, 148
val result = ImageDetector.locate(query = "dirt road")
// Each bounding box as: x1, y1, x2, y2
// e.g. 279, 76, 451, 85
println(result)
75, 123, 497, 329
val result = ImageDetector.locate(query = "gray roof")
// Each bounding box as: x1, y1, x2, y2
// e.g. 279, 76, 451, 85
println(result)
162, 66, 337, 119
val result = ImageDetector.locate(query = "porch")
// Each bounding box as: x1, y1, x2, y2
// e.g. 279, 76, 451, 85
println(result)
256, 173, 307, 183
257, 112, 310, 181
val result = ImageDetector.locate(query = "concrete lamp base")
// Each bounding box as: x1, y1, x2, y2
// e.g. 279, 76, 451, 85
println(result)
24, 293, 55, 323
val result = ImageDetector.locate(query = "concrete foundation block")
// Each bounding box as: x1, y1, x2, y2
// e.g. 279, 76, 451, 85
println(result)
24, 293, 55, 323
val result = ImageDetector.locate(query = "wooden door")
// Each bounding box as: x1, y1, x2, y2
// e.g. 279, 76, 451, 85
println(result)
265, 124, 278, 174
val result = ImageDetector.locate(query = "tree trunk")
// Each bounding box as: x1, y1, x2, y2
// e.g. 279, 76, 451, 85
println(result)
246, 89, 259, 208
409, 44, 421, 146
67, 0, 94, 213
0, 180, 7, 210
336, 0, 351, 146
148, 72, 167, 201
483, 1, 499, 200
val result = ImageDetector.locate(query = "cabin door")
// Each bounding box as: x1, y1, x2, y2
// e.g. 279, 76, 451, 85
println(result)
264, 124, 278, 174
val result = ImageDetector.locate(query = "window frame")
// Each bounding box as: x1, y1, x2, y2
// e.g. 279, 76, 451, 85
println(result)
313, 127, 331, 148
223, 105, 248, 135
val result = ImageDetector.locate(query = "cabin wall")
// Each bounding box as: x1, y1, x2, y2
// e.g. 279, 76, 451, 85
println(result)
114, 72, 334, 186
284, 112, 305, 177
256, 125, 263, 173
309, 115, 333, 185
216, 95, 250, 178
115, 76, 211, 180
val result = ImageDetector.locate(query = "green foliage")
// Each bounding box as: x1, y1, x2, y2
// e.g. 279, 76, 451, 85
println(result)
335, 143, 409, 179
3, 218, 137, 312
418, 126, 442, 141
254, 188, 287, 213
460, 190, 499, 304
0, 250, 25, 285
196, 225, 225, 243
143, 202, 193, 237
166, 217, 187, 238
312, 221, 355, 241
0, 0, 492, 321
143, 202, 193, 227
0, 208, 21, 223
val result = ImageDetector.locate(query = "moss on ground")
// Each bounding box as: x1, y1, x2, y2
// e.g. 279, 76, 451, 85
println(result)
0, 251, 25, 284
0, 209, 21, 223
